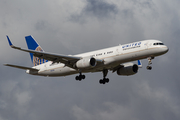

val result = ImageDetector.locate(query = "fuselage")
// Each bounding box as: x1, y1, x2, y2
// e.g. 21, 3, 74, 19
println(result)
27, 40, 168, 77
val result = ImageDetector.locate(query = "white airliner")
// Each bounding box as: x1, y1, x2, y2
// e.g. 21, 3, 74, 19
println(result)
4, 36, 168, 84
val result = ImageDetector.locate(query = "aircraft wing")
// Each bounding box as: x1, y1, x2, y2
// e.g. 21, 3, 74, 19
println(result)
111, 60, 142, 72
7, 36, 103, 68
111, 64, 123, 72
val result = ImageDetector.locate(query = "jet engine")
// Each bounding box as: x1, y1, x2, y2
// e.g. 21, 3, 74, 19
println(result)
117, 64, 138, 76
75, 57, 97, 69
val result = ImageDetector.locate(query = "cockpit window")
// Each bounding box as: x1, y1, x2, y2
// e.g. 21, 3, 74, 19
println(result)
153, 43, 164, 45
153, 43, 157, 45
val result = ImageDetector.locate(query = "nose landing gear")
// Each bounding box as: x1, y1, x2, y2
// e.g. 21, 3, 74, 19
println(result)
146, 57, 154, 70
146, 66, 152, 70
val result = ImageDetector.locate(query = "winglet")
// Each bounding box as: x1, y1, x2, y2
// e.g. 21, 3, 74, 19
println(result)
6, 36, 21, 49
137, 60, 142, 68
6, 35, 13, 47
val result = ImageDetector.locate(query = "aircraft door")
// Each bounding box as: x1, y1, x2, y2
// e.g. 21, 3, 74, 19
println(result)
116, 46, 122, 55
146, 41, 153, 50
145, 41, 149, 50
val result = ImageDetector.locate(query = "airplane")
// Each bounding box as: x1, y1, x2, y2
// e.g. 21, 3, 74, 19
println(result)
4, 35, 169, 84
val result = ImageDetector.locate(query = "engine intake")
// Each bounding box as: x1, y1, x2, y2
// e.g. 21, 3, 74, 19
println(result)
117, 64, 138, 76
76, 57, 97, 69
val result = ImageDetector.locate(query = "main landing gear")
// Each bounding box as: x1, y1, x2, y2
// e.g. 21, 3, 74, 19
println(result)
146, 57, 154, 70
75, 69, 110, 84
99, 69, 109, 84
75, 72, 85, 81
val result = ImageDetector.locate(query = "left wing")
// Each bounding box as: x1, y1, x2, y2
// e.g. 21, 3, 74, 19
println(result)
6, 36, 103, 68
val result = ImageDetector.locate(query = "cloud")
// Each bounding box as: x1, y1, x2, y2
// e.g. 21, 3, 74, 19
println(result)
71, 81, 180, 120
70, 0, 118, 23
84, 0, 118, 18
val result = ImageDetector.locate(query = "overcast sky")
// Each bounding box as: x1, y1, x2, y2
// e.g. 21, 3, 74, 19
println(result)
0, 0, 180, 120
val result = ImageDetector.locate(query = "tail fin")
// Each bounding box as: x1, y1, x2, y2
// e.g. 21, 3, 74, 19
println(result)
25, 35, 48, 66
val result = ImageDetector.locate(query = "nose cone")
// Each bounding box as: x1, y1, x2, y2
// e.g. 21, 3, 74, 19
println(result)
164, 46, 169, 53
161, 46, 169, 54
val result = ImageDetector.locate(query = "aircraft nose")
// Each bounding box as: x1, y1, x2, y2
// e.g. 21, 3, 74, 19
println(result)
165, 46, 169, 53
162, 46, 169, 54
158, 45, 169, 55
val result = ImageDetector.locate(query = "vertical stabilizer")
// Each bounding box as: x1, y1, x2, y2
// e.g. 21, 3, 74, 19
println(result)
25, 36, 48, 66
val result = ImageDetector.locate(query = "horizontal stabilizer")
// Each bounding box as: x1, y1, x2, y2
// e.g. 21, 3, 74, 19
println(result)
4, 64, 39, 71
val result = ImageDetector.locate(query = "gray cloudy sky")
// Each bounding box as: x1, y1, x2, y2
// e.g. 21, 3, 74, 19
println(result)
0, 0, 180, 120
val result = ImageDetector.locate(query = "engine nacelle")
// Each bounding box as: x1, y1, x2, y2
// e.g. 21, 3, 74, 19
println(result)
76, 57, 97, 69
117, 64, 138, 76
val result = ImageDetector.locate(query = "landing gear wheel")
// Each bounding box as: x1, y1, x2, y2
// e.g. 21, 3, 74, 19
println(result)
82, 75, 85, 79
75, 74, 86, 81
99, 79, 103, 84
99, 79, 105, 84
146, 66, 152, 70
105, 78, 109, 83
75, 76, 79, 80
99, 78, 109, 84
